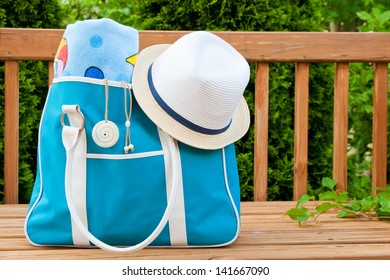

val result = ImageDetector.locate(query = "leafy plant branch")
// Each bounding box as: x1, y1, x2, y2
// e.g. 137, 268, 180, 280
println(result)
285, 177, 390, 226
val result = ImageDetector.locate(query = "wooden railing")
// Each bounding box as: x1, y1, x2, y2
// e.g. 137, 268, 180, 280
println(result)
1, 29, 390, 203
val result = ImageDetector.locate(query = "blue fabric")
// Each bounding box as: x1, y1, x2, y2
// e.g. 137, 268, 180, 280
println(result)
54, 18, 138, 82
25, 79, 240, 247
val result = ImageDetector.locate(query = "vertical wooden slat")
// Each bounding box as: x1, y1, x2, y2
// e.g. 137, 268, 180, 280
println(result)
372, 63, 388, 194
4, 61, 20, 204
254, 62, 270, 201
48, 61, 54, 86
293, 63, 310, 200
333, 63, 349, 192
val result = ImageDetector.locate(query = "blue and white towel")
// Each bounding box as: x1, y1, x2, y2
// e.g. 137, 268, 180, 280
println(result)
54, 18, 138, 82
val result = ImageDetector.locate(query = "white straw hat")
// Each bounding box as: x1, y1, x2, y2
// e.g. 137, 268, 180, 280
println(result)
132, 31, 250, 149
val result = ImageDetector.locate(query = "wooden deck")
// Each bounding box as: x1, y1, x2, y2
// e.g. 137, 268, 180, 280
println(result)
2, 202, 390, 260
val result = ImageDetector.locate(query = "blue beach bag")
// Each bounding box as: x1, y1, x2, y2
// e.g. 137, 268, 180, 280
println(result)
24, 77, 241, 252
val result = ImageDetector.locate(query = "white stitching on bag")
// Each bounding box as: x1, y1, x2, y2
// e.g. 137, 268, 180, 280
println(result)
86, 150, 164, 160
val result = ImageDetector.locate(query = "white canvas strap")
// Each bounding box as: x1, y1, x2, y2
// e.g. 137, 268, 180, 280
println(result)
158, 129, 188, 246
61, 105, 181, 253
61, 105, 89, 246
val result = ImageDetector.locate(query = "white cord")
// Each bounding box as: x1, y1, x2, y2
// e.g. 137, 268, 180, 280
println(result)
122, 82, 134, 153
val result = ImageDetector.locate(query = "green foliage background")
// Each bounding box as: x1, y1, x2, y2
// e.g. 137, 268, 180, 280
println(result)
1, 0, 389, 203
322, 0, 390, 31
344, 2, 390, 199
137, 0, 335, 201
0, 0, 63, 203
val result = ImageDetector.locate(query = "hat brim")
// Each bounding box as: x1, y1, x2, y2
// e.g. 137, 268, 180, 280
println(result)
132, 44, 250, 150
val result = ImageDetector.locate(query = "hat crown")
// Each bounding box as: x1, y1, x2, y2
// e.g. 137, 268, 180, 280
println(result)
150, 31, 250, 132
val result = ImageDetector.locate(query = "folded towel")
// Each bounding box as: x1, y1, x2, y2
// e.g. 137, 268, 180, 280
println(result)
54, 18, 138, 82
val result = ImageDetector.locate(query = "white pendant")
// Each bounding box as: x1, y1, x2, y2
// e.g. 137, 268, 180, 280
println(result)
92, 120, 119, 148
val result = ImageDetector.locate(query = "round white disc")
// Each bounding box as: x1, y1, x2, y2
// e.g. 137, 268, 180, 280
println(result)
92, 120, 119, 148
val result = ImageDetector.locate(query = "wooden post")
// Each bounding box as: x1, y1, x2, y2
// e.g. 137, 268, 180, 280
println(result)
293, 63, 310, 200
333, 63, 349, 192
48, 61, 54, 87
254, 62, 269, 201
372, 63, 388, 194
4, 61, 20, 204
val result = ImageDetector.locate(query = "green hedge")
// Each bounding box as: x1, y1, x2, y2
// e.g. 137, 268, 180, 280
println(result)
0, 0, 63, 203
137, 0, 334, 200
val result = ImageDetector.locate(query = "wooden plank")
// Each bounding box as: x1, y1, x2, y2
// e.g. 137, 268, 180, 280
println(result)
4, 61, 19, 204
0, 229, 24, 239
237, 230, 390, 245
293, 63, 309, 200
2, 203, 390, 260
2, 243, 390, 260
254, 62, 269, 201
241, 220, 390, 231
2, 232, 390, 255
135, 31, 390, 63
2, 29, 390, 62
0, 218, 24, 227
0, 28, 63, 60
372, 63, 388, 194
0, 204, 26, 217
48, 61, 54, 86
333, 63, 349, 192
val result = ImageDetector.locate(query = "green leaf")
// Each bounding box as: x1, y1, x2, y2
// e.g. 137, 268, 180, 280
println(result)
318, 191, 335, 201
318, 190, 348, 202
364, 104, 373, 113
285, 206, 311, 226
378, 11, 390, 26
347, 199, 362, 211
335, 191, 349, 203
356, 11, 372, 21
321, 177, 336, 190
378, 192, 390, 214
372, 7, 382, 18
296, 194, 314, 206
360, 196, 378, 212
337, 209, 352, 218
316, 202, 339, 214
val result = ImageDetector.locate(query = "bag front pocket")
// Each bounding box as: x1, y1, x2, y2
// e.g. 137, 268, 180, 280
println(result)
85, 151, 171, 246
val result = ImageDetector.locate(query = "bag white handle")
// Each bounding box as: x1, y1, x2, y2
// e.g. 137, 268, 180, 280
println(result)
61, 105, 180, 253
